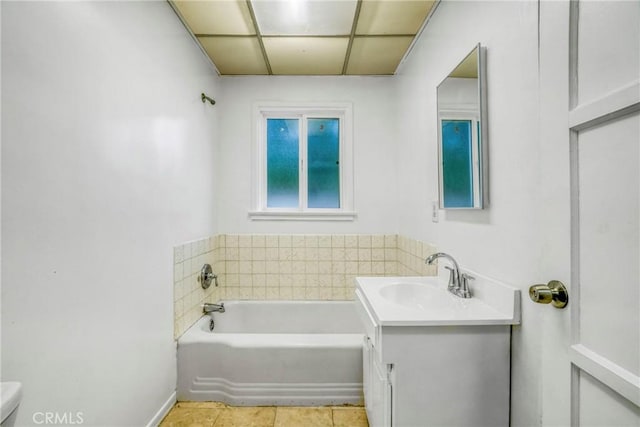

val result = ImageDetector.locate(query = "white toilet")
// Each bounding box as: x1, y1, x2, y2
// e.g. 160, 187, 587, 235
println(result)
0, 382, 22, 427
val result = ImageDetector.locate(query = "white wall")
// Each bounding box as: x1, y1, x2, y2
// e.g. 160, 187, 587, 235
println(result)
1, 2, 219, 425
395, 2, 543, 426
216, 76, 399, 235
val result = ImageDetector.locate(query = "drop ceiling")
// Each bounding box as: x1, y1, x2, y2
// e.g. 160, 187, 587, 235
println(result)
169, 0, 438, 76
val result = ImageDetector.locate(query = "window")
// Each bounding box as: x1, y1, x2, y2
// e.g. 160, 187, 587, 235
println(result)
438, 111, 481, 209
251, 102, 355, 220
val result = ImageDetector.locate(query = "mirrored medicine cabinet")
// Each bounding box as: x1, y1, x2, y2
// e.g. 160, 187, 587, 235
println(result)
437, 43, 488, 209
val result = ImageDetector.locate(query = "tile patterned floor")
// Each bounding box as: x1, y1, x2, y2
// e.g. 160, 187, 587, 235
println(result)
160, 402, 369, 427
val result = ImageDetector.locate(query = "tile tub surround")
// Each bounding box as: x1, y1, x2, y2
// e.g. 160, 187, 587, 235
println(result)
159, 402, 369, 427
173, 236, 221, 339
174, 234, 436, 338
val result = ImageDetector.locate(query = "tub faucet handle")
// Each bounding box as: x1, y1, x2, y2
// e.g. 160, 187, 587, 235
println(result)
199, 264, 218, 289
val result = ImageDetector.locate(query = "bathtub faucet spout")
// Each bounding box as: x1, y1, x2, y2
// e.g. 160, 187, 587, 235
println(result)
203, 303, 225, 314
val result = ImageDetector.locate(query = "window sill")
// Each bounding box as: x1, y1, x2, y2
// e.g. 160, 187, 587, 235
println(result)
248, 211, 357, 221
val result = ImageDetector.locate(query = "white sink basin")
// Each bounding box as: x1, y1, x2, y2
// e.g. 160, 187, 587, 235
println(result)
379, 283, 450, 310
355, 275, 520, 326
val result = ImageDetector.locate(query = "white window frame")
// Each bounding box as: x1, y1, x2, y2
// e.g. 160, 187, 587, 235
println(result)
249, 102, 355, 221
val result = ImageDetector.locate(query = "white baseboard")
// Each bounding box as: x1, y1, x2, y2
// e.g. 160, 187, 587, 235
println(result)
146, 391, 176, 427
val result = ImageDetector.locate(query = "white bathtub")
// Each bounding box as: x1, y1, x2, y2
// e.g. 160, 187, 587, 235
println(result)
177, 300, 364, 406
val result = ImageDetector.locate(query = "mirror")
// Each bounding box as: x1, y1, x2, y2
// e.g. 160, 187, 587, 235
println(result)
437, 43, 488, 209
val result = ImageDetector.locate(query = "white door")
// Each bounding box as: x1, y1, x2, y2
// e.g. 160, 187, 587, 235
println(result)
538, 1, 640, 425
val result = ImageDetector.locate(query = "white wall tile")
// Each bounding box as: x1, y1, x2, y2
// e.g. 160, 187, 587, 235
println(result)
252, 235, 266, 247
318, 235, 332, 248
266, 235, 279, 248
174, 246, 184, 264
345, 235, 358, 248
238, 235, 252, 248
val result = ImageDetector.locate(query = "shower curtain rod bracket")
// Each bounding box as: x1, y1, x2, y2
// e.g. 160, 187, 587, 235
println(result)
201, 93, 215, 105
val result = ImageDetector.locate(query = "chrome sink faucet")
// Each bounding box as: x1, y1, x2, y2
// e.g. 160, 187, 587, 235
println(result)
425, 252, 473, 298
202, 302, 225, 314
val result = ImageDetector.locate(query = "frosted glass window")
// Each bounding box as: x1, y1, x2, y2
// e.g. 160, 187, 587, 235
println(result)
266, 117, 340, 209
252, 102, 354, 220
267, 119, 299, 207
308, 118, 340, 208
442, 120, 473, 208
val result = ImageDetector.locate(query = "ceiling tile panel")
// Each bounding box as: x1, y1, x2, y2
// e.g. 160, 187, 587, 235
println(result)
174, 0, 255, 35
199, 37, 268, 75
263, 37, 349, 75
252, 0, 358, 35
346, 36, 414, 75
356, 0, 436, 35
171, 0, 436, 75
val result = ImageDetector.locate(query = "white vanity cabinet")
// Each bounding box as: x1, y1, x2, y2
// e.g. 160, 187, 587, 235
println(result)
362, 335, 392, 427
355, 275, 520, 427
357, 291, 395, 427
